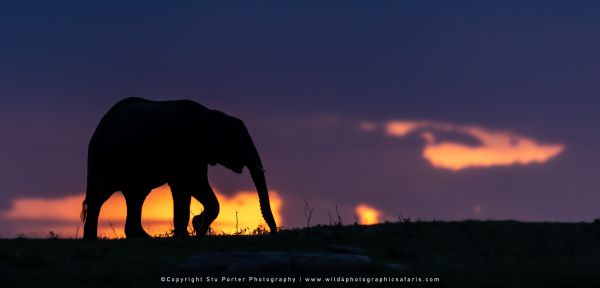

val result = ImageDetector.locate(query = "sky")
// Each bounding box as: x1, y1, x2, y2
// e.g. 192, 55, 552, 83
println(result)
1, 1, 600, 237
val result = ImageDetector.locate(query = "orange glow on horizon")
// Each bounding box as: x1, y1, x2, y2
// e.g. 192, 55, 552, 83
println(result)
1, 194, 84, 221
1, 185, 283, 238
355, 204, 381, 225
374, 120, 564, 171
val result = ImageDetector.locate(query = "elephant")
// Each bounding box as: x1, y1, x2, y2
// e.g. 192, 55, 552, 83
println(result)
81, 97, 277, 239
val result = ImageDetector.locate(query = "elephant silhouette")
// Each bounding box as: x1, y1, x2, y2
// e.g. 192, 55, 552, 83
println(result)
81, 97, 277, 239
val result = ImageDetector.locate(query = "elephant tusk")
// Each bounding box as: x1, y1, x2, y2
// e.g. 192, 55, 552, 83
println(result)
256, 165, 266, 173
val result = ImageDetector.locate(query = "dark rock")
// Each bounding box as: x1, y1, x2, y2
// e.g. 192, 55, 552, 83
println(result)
175, 250, 373, 276
325, 244, 366, 255
381, 263, 409, 272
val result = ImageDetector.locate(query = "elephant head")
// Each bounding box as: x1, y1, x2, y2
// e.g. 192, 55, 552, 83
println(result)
205, 110, 278, 233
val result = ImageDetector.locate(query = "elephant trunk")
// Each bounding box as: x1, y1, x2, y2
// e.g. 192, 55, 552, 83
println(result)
248, 148, 277, 234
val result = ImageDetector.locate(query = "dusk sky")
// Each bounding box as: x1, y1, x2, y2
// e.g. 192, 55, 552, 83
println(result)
1, 1, 600, 237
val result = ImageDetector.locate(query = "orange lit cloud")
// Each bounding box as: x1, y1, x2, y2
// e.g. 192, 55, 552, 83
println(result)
386, 121, 425, 137
1, 185, 283, 238
355, 204, 382, 225
360, 120, 564, 171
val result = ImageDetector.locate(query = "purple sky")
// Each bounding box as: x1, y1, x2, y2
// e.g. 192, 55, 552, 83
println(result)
1, 1, 600, 235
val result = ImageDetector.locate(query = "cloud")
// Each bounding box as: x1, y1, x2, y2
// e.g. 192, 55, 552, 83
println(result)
355, 204, 382, 225
0, 185, 283, 238
360, 120, 564, 171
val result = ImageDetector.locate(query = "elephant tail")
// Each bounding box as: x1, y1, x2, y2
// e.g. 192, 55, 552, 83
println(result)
80, 199, 88, 224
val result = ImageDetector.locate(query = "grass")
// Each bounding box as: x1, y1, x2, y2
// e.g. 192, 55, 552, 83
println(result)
1, 220, 600, 287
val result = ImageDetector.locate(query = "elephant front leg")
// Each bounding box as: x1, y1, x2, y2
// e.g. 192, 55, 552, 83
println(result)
191, 182, 220, 236
172, 191, 191, 238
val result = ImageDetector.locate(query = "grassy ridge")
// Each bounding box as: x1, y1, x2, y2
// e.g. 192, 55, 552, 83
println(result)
1, 221, 599, 287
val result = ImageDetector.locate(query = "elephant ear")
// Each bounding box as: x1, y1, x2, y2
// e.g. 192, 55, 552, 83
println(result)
205, 110, 247, 173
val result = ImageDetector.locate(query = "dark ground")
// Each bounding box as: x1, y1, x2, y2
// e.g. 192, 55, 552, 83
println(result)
1, 221, 599, 287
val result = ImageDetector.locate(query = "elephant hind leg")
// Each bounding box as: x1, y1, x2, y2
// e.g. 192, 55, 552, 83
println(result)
82, 202, 101, 240
169, 184, 192, 238
83, 186, 113, 240
123, 189, 151, 238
